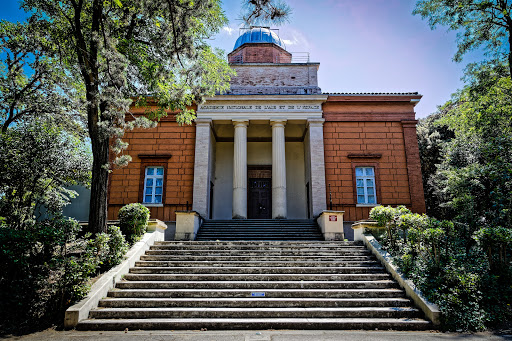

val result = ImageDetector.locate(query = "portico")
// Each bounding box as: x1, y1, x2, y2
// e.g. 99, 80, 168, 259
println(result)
192, 95, 328, 220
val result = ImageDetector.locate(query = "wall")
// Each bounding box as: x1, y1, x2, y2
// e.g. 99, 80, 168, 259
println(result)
285, 142, 307, 219
212, 141, 307, 219
322, 95, 426, 222
212, 142, 234, 219
323, 121, 411, 221
108, 119, 195, 222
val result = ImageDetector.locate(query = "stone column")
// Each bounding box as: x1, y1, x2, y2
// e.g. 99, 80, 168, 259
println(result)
192, 118, 212, 218
307, 118, 327, 217
271, 119, 287, 219
232, 119, 249, 219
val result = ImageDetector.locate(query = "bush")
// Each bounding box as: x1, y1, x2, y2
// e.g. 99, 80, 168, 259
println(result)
367, 205, 512, 331
102, 225, 129, 269
118, 203, 150, 244
0, 217, 99, 334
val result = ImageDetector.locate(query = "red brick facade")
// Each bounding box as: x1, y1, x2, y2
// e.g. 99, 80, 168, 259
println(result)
322, 95, 426, 221
107, 115, 196, 221
228, 43, 292, 64
107, 95, 426, 223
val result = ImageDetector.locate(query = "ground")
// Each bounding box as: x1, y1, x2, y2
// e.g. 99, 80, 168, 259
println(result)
4, 329, 512, 341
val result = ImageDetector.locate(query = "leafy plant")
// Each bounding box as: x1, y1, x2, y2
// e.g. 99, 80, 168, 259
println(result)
118, 203, 150, 244
102, 225, 129, 269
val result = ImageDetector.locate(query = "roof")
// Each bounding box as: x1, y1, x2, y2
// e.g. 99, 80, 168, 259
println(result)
324, 92, 420, 96
233, 27, 286, 51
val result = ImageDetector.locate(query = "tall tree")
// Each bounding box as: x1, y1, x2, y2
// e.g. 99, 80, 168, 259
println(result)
414, 0, 512, 76
0, 20, 83, 133
241, 0, 291, 25
20, 0, 235, 233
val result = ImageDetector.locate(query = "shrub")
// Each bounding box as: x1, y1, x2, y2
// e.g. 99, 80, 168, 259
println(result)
118, 203, 150, 244
0, 217, 99, 334
102, 225, 129, 269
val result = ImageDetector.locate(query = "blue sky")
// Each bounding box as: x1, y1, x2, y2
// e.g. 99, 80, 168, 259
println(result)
1, 0, 482, 118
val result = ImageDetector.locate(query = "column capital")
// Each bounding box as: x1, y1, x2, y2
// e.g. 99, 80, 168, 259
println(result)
307, 118, 325, 128
232, 119, 249, 127
195, 118, 212, 126
270, 118, 287, 127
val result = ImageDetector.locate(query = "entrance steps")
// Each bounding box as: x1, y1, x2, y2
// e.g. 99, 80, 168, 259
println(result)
195, 219, 324, 241
77, 241, 432, 330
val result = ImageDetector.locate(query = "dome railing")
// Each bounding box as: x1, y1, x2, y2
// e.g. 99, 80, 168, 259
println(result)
229, 52, 310, 64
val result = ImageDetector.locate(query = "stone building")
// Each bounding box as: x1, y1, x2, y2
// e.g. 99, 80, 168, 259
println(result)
107, 27, 426, 239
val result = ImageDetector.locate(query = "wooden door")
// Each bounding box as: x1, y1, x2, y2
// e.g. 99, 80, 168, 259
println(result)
248, 178, 271, 219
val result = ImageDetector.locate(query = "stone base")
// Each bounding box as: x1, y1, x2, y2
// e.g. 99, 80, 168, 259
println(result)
316, 210, 345, 241
175, 211, 202, 240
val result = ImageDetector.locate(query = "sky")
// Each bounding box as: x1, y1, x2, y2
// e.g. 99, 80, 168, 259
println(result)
1, 0, 483, 119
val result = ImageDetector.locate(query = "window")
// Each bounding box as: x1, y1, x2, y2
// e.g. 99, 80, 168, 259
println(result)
143, 167, 164, 204
355, 167, 376, 205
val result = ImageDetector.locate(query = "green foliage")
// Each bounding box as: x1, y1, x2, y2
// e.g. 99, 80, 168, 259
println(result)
118, 203, 150, 244
473, 226, 512, 268
0, 20, 84, 132
103, 225, 129, 269
241, 0, 292, 25
0, 218, 94, 333
369, 206, 512, 331
369, 205, 412, 251
0, 119, 91, 230
0, 217, 130, 334
413, 0, 512, 75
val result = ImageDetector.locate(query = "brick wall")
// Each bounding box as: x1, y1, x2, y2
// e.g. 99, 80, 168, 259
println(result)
228, 43, 292, 64
108, 118, 196, 221
322, 95, 426, 221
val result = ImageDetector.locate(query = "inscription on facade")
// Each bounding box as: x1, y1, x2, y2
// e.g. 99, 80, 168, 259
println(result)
199, 104, 321, 111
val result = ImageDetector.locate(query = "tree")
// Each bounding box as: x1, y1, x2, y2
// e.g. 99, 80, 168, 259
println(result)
416, 112, 454, 218
0, 20, 84, 133
413, 0, 512, 76
19, 0, 235, 233
419, 65, 512, 235
241, 0, 292, 25
0, 119, 91, 230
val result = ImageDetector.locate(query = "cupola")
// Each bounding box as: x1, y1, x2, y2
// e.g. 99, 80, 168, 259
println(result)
228, 27, 292, 64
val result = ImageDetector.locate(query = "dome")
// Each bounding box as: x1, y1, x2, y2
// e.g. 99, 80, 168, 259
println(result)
233, 27, 286, 51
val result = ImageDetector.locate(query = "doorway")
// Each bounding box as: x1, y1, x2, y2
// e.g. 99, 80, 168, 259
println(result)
247, 166, 272, 219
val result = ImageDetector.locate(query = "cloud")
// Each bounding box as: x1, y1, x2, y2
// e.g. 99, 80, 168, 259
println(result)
279, 28, 311, 51
222, 26, 235, 35
282, 38, 298, 46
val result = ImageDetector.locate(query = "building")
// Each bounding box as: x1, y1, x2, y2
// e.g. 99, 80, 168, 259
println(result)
107, 27, 426, 239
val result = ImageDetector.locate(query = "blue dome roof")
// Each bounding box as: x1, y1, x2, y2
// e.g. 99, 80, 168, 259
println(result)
233, 27, 286, 51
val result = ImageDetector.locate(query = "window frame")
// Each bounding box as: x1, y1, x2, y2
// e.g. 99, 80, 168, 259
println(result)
351, 162, 380, 207
143, 166, 164, 205
138, 154, 171, 207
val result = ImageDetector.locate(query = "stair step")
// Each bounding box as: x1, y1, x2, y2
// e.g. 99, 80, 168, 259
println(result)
107, 288, 407, 299
77, 317, 432, 331
77, 234, 430, 330
135, 260, 381, 267
140, 255, 374, 261
98, 297, 413, 308
154, 241, 363, 246
115, 280, 398, 289
122, 273, 391, 281
89, 307, 420, 319
128, 266, 387, 274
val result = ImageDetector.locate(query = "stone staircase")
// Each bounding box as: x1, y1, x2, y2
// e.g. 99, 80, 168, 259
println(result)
195, 219, 324, 241
77, 240, 432, 330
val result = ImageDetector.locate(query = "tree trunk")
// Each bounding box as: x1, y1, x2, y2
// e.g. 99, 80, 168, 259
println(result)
87, 108, 110, 234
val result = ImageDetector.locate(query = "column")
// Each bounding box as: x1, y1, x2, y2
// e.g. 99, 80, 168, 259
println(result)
271, 119, 287, 219
232, 119, 249, 219
307, 118, 327, 217
192, 118, 212, 218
